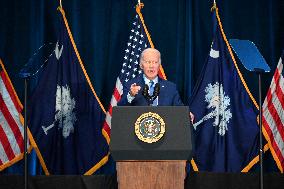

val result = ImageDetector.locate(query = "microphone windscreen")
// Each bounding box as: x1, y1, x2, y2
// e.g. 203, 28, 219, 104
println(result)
142, 84, 149, 97
154, 83, 160, 95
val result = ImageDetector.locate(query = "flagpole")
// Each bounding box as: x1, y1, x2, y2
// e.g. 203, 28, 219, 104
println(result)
24, 78, 28, 189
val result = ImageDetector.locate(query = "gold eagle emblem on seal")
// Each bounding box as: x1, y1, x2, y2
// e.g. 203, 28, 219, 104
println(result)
135, 112, 165, 143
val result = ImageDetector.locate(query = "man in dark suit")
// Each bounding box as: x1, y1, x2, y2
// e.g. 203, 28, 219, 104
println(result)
118, 48, 184, 106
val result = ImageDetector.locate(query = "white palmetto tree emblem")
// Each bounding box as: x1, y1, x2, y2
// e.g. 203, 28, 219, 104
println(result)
42, 85, 77, 138
193, 82, 232, 136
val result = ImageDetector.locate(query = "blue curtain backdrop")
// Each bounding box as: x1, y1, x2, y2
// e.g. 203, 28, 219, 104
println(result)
0, 0, 283, 174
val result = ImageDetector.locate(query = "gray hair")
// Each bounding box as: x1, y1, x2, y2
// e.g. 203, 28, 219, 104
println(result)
139, 48, 161, 65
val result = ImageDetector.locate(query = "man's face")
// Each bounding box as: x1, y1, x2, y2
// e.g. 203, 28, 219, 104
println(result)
140, 50, 160, 80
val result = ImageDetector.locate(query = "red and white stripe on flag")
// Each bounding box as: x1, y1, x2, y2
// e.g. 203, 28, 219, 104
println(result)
263, 54, 284, 173
103, 78, 123, 136
0, 60, 26, 171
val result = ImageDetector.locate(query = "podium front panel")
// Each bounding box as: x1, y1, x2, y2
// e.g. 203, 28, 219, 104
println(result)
110, 106, 192, 160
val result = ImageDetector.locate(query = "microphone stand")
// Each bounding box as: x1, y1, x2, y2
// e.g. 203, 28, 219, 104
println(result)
254, 68, 264, 189
19, 73, 30, 189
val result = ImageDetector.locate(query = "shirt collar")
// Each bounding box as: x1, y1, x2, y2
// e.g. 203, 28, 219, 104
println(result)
143, 74, 158, 86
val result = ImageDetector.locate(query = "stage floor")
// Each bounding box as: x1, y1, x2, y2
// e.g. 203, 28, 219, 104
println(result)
1, 172, 283, 189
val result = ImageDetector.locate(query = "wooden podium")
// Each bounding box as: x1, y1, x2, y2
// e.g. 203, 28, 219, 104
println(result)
117, 161, 186, 189
111, 106, 192, 189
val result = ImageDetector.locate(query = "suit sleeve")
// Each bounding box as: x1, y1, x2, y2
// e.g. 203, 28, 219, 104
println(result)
117, 82, 132, 106
172, 85, 184, 106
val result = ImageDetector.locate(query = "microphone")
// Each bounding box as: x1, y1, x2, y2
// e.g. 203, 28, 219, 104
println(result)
153, 83, 160, 98
142, 84, 152, 105
142, 83, 160, 106
142, 84, 149, 99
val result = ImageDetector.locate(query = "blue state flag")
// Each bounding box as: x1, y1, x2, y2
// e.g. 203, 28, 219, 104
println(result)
27, 7, 109, 174
189, 8, 259, 172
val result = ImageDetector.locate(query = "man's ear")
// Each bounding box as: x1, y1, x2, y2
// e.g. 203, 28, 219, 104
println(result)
140, 64, 143, 69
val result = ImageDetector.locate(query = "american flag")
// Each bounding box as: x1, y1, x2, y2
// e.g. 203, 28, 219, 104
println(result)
103, 11, 149, 136
0, 59, 26, 171
263, 52, 284, 173
103, 5, 166, 136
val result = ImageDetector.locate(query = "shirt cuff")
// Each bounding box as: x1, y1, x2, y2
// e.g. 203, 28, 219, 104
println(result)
127, 92, 135, 103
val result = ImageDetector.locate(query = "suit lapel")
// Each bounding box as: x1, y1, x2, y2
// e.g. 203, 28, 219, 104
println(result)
158, 78, 165, 106
137, 75, 145, 87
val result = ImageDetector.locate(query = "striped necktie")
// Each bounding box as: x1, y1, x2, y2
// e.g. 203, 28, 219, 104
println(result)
149, 80, 158, 106
149, 80, 154, 96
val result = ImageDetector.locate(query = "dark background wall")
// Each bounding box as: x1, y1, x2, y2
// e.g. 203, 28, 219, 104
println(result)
0, 0, 283, 173
1, 0, 283, 106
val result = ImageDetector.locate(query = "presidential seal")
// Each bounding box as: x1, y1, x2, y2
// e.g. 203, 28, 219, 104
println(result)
135, 112, 165, 143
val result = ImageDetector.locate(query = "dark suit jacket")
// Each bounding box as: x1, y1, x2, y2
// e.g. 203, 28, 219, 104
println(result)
118, 75, 184, 106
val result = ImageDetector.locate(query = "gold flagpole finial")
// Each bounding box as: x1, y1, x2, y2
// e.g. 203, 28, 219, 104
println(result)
59, 0, 63, 9
136, 0, 144, 11
211, 0, 217, 12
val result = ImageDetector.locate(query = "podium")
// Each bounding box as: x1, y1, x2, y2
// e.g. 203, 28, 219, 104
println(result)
110, 106, 192, 189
